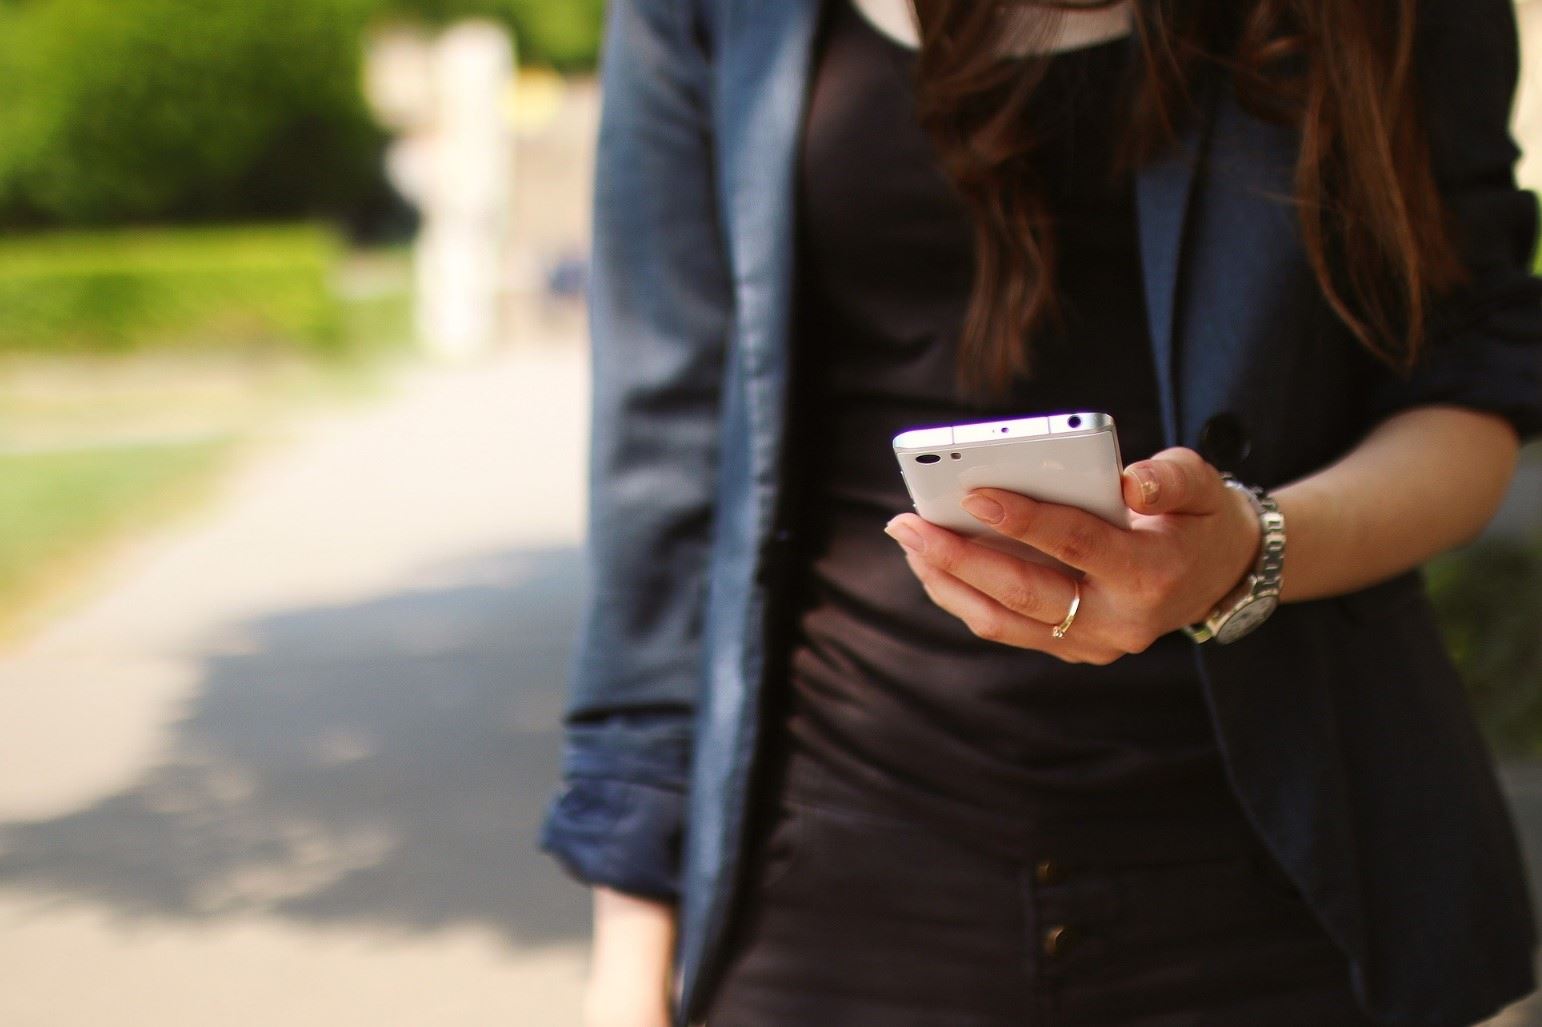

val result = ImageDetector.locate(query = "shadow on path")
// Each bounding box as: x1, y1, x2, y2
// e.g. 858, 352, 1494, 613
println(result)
0, 547, 589, 948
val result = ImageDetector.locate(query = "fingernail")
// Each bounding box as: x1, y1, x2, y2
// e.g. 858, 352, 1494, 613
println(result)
961, 493, 1004, 524
884, 518, 925, 553
1131, 466, 1160, 505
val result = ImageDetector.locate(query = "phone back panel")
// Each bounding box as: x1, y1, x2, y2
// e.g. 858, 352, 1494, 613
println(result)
893, 417, 1128, 563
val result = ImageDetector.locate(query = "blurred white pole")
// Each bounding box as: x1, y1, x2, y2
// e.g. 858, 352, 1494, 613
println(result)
1515, 0, 1542, 194
365, 21, 517, 361
1505, 1, 1542, 544
415, 23, 516, 360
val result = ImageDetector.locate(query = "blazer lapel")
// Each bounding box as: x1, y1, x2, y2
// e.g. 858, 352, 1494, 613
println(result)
713, 0, 823, 509
1135, 91, 1216, 448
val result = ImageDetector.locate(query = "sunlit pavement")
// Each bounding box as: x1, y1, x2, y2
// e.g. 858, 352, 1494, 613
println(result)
0, 340, 1539, 1025
0, 344, 593, 1026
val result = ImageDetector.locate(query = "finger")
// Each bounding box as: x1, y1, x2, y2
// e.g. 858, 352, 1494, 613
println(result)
1121, 448, 1227, 516
884, 513, 1078, 624
904, 554, 1122, 664
901, 550, 1073, 655
960, 489, 1132, 577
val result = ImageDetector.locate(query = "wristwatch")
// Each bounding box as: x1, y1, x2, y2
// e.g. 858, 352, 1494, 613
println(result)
1183, 477, 1286, 645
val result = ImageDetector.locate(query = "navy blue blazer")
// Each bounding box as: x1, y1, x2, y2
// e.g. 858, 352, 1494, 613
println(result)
540, 0, 1542, 1023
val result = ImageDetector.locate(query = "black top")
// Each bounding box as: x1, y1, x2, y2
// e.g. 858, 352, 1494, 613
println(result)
777, 0, 1253, 856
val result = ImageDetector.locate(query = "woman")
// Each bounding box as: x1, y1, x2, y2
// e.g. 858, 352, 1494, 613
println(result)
540, 0, 1542, 1024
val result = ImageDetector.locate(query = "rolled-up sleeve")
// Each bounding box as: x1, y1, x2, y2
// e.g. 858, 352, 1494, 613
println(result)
540, 714, 696, 900
537, 0, 730, 903
1367, 0, 1542, 440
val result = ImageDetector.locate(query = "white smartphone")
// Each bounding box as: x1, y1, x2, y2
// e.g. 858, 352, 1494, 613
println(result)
892, 412, 1129, 565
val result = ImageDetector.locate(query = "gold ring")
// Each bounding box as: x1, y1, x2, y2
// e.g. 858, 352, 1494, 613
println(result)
1051, 580, 1081, 639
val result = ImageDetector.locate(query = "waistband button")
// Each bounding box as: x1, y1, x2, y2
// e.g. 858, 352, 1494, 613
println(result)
1042, 924, 1072, 958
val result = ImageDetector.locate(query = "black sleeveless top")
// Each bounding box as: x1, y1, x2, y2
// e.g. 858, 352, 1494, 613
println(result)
774, 0, 1255, 856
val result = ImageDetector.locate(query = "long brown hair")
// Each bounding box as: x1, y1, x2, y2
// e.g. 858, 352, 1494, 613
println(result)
909, 0, 1467, 398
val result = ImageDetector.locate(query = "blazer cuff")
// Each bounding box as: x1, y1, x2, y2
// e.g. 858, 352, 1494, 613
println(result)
538, 775, 685, 901
1367, 280, 1542, 441
536, 712, 693, 901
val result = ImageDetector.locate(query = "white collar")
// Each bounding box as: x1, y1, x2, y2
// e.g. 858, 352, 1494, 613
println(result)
849, 0, 1135, 56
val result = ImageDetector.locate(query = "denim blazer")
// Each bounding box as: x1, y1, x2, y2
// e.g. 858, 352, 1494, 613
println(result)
539, 0, 1542, 1023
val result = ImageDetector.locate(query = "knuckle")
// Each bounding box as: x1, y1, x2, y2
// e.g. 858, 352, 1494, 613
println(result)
997, 508, 1032, 538
1126, 553, 1176, 598
1180, 449, 1221, 486
968, 613, 1009, 643
1142, 564, 1182, 604
915, 576, 947, 606
997, 573, 1039, 617
1167, 446, 1206, 470
1117, 623, 1157, 654
1156, 448, 1211, 500
1056, 523, 1098, 566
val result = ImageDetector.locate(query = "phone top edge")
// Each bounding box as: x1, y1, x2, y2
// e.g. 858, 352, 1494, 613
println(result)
893, 426, 954, 450
892, 412, 1115, 452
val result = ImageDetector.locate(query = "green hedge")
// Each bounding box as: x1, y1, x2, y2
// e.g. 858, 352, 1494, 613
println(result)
0, 225, 343, 355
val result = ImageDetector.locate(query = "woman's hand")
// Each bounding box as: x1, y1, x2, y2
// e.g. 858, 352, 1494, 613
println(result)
885, 447, 1260, 664
583, 886, 676, 1027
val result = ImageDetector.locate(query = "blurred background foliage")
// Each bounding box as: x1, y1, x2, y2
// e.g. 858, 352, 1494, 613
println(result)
379, 0, 606, 70
0, 0, 603, 358
1429, 537, 1542, 757
0, 0, 601, 232
0, 0, 384, 230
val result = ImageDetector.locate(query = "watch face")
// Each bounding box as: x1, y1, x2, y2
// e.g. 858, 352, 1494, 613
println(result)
1216, 595, 1280, 644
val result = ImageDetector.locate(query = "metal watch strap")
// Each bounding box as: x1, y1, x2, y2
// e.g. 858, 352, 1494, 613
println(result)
1249, 484, 1286, 593
1183, 476, 1286, 644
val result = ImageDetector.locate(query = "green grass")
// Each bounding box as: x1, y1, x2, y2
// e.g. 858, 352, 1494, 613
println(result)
0, 241, 414, 635
0, 439, 234, 631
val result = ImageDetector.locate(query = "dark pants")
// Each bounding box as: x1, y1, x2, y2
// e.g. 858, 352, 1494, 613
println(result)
702, 747, 1382, 1026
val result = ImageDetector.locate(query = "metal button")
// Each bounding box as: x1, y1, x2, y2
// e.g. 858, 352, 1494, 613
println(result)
1042, 924, 1071, 958
1033, 859, 1059, 885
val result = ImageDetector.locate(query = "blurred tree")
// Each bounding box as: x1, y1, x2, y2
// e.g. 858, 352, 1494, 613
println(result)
0, 0, 603, 232
0, 0, 396, 230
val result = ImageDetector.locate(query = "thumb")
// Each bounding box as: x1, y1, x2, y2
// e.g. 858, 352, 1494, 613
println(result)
1122, 448, 1227, 515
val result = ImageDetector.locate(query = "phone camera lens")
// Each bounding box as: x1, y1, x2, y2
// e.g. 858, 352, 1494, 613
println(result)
1000, 426, 1009, 433
1067, 415, 1082, 428
917, 454, 941, 464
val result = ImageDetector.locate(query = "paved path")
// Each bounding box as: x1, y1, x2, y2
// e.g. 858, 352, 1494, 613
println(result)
0, 346, 593, 1025
1, 343, 1540, 1025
